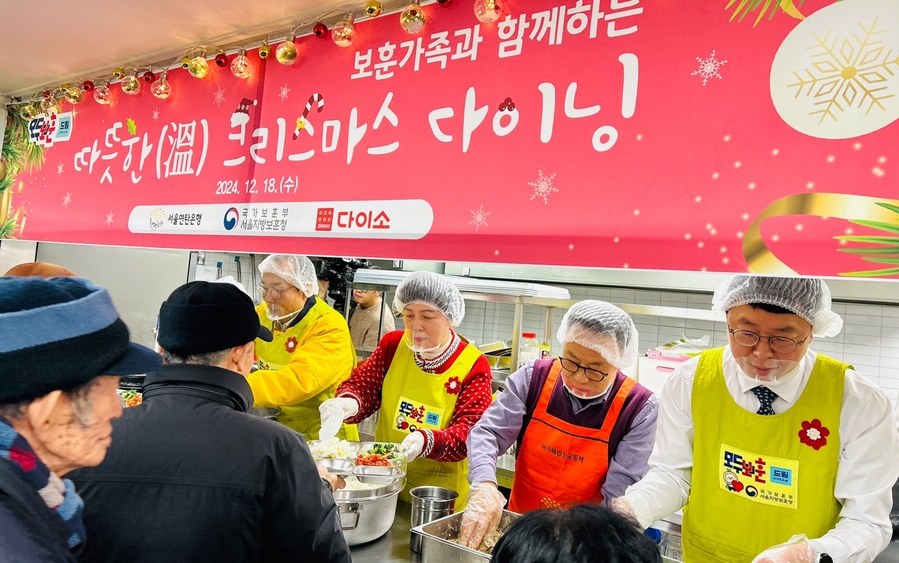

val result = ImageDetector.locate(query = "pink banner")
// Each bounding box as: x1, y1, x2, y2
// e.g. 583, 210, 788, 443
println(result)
14, 0, 899, 277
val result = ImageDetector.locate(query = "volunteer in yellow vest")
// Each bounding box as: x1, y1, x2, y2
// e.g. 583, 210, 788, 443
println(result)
459, 300, 658, 550
614, 276, 899, 563
319, 271, 493, 508
247, 254, 358, 441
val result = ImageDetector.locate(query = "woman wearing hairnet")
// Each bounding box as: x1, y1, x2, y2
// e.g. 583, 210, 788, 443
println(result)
458, 300, 658, 550
319, 271, 493, 508
247, 254, 358, 440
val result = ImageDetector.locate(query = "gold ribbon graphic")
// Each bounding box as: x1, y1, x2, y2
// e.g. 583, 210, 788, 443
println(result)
744, 193, 899, 275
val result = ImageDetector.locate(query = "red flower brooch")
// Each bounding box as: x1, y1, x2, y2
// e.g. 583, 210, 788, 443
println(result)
798, 419, 829, 450
444, 376, 461, 395
285, 337, 298, 353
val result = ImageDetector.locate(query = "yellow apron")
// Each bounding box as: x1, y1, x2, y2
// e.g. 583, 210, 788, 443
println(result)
254, 301, 358, 442
375, 339, 482, 509
684, 347, 845, 562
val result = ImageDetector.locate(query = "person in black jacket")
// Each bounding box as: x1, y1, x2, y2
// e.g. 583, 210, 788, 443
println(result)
0, 276, 162, 562
70, 281, 351, 563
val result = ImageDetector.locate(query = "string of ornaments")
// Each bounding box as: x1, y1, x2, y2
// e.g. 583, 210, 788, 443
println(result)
12, 0, 502, 116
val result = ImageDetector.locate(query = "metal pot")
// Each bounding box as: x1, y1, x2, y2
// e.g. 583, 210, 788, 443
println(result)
335, 477, 403, 546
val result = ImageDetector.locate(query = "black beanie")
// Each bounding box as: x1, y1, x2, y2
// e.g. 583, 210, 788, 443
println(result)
157, 281, 273, 357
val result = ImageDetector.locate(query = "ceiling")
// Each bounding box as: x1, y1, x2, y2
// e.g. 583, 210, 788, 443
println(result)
0, 0, 393, 101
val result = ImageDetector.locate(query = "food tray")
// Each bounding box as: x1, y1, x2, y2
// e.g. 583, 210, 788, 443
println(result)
412, 509, 520, 563
309, 440, 406, 485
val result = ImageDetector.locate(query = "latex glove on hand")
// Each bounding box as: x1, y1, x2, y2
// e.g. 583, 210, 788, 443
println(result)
458, 483, 507, 550
752, 535, 817, 563
318, 397, 360, 441
398, 431, 425, 462
317, 464, 346, 492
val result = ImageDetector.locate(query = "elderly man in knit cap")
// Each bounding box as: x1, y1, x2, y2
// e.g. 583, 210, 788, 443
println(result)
615, 275, 899, 563
0, 276, 161, 561
71, 281, 351, 563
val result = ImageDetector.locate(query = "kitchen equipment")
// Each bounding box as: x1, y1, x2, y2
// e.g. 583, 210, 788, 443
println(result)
335, 475, 404, 546
310, 440, 407, 485
410, 486, 458, 552
412, 509, 520, 562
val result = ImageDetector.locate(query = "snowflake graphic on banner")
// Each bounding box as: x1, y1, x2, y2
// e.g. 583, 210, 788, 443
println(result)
56, 163, 63, 176
787, 20, 899, 124
279, 85, 290, 101
469, 204, 491, 232
692, 50, 727, 86
213, 86, 226, 108
529, 170, 558, 204
152, 109, 160, 121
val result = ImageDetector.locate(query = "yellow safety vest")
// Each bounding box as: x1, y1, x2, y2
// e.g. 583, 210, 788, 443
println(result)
683, 347, 846, 562
375, 340, 482, 509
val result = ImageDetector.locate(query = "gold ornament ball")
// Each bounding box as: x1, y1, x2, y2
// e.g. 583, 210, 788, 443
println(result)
64, 86, 83, 104
121, 75, 141, 95
365, 0, 382, 17
180, 56, 191, 69
0, 161, 6, 183
112, 67, 126, 79
275, 41, 298, 65
188, 56, 210, 78
400, 3, 427, 34
258, 44, 271, 59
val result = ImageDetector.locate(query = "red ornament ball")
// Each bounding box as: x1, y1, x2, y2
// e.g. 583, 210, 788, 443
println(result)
215, 53, 229, 67
142, 70, 156, 83
437, 0, 453, 5
313, 22, 328, 38
81, 80, 95, 92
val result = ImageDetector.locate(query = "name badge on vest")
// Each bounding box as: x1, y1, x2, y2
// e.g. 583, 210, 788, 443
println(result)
394, 396, 445, 433
719, 444, 799, 510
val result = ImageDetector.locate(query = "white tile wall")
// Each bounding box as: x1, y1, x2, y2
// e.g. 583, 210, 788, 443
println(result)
210, 251, 899, 406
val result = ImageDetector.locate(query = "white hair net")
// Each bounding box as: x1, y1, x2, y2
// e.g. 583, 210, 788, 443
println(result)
214, 275, 250, 297
258, 254, 317, 298
556, 300, 638, 370
393, 271, 465, 327
712, 275, 843, 338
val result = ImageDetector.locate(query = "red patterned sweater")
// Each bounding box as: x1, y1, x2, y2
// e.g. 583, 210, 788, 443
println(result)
337, 330, 493, 462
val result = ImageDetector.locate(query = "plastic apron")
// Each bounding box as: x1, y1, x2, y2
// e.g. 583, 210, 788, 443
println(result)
375, 340, 482, 509
683, 347, 845, 562
508, 360, 634, 512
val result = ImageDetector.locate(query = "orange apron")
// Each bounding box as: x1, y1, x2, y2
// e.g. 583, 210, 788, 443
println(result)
508, 361, 635, 512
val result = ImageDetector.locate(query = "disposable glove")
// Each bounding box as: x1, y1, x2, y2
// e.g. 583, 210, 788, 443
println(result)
398, 431, 425, 462
458, 483, 507, 550
752, 535, 817, 563
318, 397, 359, 441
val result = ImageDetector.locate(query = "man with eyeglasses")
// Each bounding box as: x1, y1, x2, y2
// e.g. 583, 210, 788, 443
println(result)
460, 300, 658, 550
348, 287, 395, 353
247, 254, 358, 441
614, 275, 899, 563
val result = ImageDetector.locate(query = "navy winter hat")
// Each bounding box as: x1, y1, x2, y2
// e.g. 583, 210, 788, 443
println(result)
0, 276, 145, 404
104, 342, 162, 376
157, 281, 273, 357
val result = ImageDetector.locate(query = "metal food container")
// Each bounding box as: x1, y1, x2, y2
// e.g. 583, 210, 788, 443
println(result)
411, 509, 520, 562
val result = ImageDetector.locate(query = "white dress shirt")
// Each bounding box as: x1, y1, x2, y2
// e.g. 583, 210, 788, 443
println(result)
623, 347, 899, 562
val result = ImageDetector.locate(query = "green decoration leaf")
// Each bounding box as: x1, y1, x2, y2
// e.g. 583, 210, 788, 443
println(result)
836, 201, 899, 277
725, 0, 807, 26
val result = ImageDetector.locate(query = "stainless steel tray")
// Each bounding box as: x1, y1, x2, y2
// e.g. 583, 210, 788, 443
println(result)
411, 509, 520, 562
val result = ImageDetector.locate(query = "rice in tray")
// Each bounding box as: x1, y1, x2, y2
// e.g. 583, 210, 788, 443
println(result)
309, 437, 357, 460
342, 476, 381, 491
451, 528, 504, 554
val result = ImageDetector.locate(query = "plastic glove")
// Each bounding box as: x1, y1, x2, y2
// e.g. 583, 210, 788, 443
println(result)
317, 464, 346, 492
398, 431, 425, 462
458, 483, 507, 550
318, 397, 359, 441
752, 534, 817, 563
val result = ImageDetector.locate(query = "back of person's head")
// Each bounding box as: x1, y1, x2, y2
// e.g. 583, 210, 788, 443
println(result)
157, 281, 273, 365
4, 261, 77, 277
491, 504, 662, 563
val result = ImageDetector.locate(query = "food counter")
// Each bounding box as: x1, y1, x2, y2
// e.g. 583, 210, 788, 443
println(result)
348, 501, 899, 562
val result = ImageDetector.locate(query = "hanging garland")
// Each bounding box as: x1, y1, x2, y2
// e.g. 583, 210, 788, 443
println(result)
0, 107, 44, 239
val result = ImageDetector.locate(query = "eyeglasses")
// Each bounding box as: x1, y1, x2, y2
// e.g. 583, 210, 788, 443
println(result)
727, 328, 811, 354
558, 356, 609, 383
256, 284, 296, 298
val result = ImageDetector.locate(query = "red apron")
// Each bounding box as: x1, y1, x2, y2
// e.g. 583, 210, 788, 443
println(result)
508, 361, 635, 512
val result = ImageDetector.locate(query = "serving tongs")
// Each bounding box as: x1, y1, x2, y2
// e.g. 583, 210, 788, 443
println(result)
316, 458, 406, 485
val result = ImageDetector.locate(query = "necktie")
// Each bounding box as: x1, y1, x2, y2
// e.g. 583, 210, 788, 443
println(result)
751, 386, 778, 415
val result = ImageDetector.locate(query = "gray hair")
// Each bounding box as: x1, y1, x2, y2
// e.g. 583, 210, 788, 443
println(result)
0, 377, 102, 427
162, 348, 231, 366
